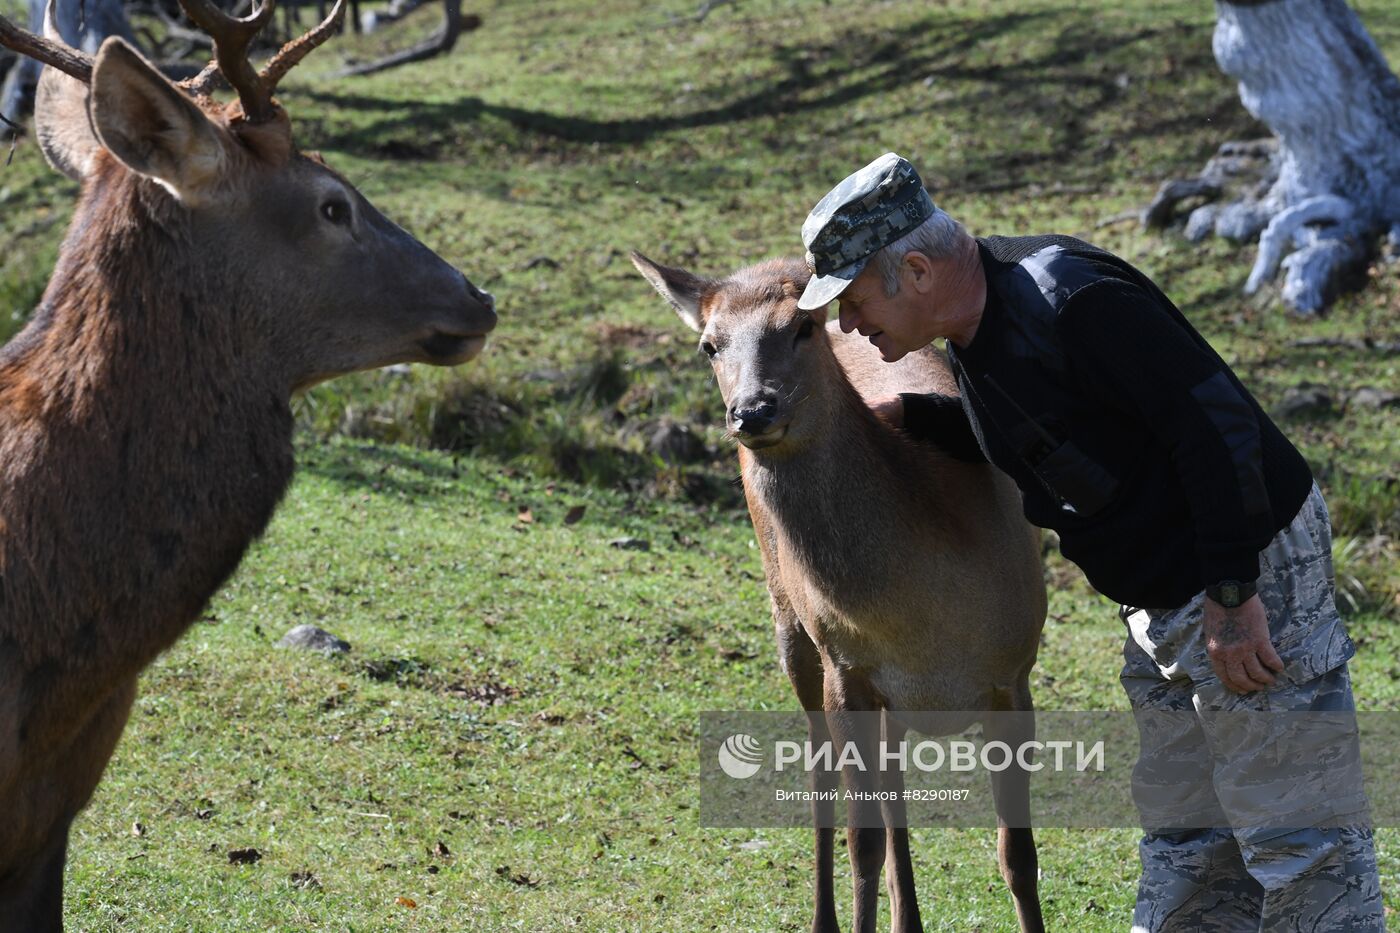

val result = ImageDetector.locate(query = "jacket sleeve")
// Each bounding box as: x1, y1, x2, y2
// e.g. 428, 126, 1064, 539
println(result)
1056, 279, 1273, 588
898, 392, 989, 463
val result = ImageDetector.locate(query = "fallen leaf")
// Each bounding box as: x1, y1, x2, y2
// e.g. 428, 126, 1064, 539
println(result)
395, 896, 418, 909
289, 870, 321, 890
516, 507, 534, 524
433, 841, 451, 858
494, 866, 541, 888
228, 847, 261, 865
130, 821, 146, 838
563, 504, 586, 525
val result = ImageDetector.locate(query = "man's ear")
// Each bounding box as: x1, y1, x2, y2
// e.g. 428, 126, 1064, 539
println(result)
903, 251, 936, 295
87, 37, 229, 204
629, 250, 714, 333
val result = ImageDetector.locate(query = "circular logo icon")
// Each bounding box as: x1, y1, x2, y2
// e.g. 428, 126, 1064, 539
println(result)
718, 733, 763, 779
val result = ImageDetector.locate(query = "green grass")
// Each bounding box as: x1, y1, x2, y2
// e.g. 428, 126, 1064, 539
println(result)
1, 0, 1398, 928
67, 440, 1153, 931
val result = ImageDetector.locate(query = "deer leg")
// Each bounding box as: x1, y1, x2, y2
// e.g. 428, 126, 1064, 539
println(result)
985, 677, 1044, 933
777, 619, 839, 933
0, 822, 69, 933
0, 675, 138, 933
879, 714, 922, 933
824, 670, 884, 933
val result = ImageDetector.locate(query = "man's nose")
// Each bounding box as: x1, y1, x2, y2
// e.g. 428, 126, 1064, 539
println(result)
838, 304, 858, 334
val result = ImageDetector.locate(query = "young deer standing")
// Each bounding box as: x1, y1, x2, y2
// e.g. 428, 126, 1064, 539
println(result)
0, 4, 496, 927
633, 253, 1047, 933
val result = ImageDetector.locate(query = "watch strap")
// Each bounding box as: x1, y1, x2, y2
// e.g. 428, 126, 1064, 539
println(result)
1206, 579, 1257, 608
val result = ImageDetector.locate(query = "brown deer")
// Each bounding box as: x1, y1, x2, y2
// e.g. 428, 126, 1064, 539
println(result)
0, 3, 496, 927
633, 253, 1047, 933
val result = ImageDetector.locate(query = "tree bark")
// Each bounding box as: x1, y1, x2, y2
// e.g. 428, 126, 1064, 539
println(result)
1, 0, 137, 125
1146, 0, 1400, 314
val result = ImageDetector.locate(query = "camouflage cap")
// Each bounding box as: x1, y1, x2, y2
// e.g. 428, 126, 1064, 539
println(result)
797, 152, 936, 311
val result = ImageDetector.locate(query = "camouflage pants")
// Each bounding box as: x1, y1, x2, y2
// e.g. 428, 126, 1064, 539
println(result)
1119, 484, 1383, 932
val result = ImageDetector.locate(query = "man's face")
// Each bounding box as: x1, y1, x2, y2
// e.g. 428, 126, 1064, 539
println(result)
834, 262, 926, 363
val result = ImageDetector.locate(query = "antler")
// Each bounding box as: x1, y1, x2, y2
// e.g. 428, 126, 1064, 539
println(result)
261, 0, 346, 91
0, 2, 93, 84
176, 0, 345, 123
176, 0, 277, 121
1, 0, 345, 124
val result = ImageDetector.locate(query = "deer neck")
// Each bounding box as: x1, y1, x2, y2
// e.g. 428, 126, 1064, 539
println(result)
0, 170, 296, 675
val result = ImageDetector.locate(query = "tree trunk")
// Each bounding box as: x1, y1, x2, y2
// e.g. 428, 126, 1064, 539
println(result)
1145, 0, 1400, 314
1, 0, 138, 125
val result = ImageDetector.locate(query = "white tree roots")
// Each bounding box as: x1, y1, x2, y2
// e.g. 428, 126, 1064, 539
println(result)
1144, 0, 1400, 314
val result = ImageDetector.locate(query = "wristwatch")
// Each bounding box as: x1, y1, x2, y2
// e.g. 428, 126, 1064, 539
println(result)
1206, 579, 1257, 608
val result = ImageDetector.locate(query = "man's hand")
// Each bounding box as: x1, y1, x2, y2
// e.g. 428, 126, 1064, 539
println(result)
869, 394, 904, 428
1202, 594, 1283, 693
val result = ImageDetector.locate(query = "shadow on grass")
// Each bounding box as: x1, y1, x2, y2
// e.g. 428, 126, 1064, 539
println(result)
305, 10, 1235, 189
298, 440, 469, 497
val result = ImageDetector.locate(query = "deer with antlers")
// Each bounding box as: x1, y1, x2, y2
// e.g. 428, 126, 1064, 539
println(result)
0, 3, 495, 927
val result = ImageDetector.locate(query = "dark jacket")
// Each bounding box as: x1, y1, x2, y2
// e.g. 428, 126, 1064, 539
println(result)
902, 234, 1313, 608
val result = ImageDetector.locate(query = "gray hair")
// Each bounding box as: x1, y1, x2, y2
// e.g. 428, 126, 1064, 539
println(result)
868, 209, 965, 297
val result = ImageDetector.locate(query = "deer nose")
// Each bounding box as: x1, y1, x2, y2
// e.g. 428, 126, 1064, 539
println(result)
468, 281, 495, 313
460, 276, 498, 332
730, 402, 776, 436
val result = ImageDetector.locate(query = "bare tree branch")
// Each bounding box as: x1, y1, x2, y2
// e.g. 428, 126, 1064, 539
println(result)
335, 1, 479, 78
688, 0, 740, 24
1, 109, 20, 163
0, 12, 93, 82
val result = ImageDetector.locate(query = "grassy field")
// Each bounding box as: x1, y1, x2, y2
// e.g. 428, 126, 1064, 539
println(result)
3, 0, 1400, 929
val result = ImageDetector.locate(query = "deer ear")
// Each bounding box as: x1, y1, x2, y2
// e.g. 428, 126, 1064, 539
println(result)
629, 250, 711, 333
87, 38, 228, 204
33, 0, 100, 181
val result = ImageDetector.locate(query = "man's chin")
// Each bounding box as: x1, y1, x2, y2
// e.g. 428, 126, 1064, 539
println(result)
869, 333, 907, 363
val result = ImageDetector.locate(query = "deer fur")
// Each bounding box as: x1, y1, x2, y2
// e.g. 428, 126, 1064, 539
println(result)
0, 34, 495, 930
634, 253, 1047, 933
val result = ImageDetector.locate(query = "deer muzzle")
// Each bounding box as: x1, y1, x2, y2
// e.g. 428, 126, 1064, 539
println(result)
417, 271, 498, 364
728, 399, 789, 448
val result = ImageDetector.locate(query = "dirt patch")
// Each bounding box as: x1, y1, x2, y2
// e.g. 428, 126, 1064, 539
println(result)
442, 680, 520, 707
592, 321, 674, 351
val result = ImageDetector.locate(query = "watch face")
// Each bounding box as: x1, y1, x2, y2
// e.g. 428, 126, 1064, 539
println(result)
1220, 583, 1240, 606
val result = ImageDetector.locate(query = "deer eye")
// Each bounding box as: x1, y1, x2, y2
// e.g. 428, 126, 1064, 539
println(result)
795, 317, 815, 341
320, 198, 352, 226
700, 339, 718, 358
